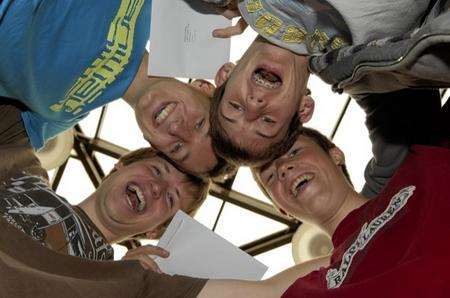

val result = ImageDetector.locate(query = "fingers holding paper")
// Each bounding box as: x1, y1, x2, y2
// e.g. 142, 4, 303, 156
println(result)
122, 245, 170, 273
209, 0, 247, 38
213, 17, 248, 38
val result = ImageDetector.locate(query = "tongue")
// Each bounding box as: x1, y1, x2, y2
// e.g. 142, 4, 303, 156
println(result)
259, 69, 280, 83
126, 189, 139, 211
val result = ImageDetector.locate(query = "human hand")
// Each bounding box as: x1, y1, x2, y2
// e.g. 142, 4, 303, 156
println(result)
121, 244, 169, 273
212, 1, 248, 38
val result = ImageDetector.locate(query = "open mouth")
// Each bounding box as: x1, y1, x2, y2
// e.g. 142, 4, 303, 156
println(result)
290, 173, 314, 197
154, 103, 177, 125
125, 183, 146, 213
252, 68, 282, 89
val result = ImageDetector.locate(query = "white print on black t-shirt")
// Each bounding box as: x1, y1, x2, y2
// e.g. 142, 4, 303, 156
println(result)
326, 185, 416, 289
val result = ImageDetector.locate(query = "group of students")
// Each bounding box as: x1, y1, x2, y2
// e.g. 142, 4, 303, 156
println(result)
1, 0, 449, 297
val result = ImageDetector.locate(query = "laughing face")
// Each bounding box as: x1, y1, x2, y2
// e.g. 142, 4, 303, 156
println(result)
134, 78, 218, 175
94, 155, 199, 241
215, 38, 312, 156
253, 135, 350, 225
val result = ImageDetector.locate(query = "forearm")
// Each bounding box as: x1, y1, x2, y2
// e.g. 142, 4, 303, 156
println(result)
0, 101, 47, 181
198, 256, 330, 297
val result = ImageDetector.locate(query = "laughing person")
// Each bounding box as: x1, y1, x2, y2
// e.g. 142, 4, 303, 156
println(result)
0, 0, 233, 176
0, 101, 209, 272
208, 0, 450, 166
196, 89, 450, 297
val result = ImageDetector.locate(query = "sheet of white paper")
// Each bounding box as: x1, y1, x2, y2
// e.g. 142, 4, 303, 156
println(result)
155, 211, 268, 280
148, 0, 231, 79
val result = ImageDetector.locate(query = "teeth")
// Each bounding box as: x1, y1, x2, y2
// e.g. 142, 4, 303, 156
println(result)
291, 174, 313, 197
126, 184, 146, 213
252, 71, 282, 89
155, 103, 176, 124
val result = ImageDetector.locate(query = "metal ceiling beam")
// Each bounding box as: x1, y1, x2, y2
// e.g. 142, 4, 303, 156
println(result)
240, 227, 298, 256
50, 160, 68, 191
73, 135, 103, 188
209, 183, 298, 228
330, 96, 351, 140
75, 132, 129, 159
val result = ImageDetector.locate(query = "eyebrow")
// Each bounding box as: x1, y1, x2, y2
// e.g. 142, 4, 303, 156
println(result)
181, 152, 190, 163
256, 131, 276, 139
220, 110, 236, 123
163, 162, 170, 174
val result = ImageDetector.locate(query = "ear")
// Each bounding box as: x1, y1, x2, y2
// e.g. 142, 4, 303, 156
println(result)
190, 79, 216, 97
298, 95, 315, 124
329, 147, 345, 166
113, 161, 124, 171
215, 62, 235, 87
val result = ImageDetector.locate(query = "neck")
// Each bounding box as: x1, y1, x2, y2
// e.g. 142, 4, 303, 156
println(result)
123, 51, 160, 108
320, 188, 369, 236
78, 194, 119, 244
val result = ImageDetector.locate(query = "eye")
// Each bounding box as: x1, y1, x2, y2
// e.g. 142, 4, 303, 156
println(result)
289, 147, 301, 157
229, 101, 244, 112
267, 173, 274, 184
171, 142, 183, 154
195, 118, 205, 130
151, 165, 161, 177
261, 116, 276, 123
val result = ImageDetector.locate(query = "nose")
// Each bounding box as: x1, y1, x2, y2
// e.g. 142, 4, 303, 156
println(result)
151, 183, 163, 199
168, 119, 191, 140
277, 162, 294, 181
245, 95, 266, 122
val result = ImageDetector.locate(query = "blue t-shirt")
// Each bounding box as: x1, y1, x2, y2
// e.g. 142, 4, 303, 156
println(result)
0, 0, 151, 149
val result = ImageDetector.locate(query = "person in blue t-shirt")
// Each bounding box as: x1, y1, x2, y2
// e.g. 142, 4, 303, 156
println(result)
0, 0, 231, 176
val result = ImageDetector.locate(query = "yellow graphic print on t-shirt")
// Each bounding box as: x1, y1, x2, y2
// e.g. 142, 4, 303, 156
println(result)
50, 0, 145, 115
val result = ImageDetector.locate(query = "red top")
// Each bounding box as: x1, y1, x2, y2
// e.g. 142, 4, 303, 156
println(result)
283, 145, 450, 298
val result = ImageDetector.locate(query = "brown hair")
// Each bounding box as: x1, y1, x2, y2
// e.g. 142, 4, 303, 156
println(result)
209, 81, 302, 167
107, 148, 210, 239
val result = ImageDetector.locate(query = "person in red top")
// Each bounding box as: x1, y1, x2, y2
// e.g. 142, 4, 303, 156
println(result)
246, 89, 450, 297
197, 89, 450, 297
281, 144, 450, 297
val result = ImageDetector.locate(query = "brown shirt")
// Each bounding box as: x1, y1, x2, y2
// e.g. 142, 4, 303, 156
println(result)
0, 99, 113, 260
0, 100, 208, 297
0, 174, 114, 260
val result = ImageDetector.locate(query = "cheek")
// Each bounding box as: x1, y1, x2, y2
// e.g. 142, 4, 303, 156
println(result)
149, 135, 173, 151
270, 186, 289, 210
136, 107, 153, 129
185, 97, 207, 115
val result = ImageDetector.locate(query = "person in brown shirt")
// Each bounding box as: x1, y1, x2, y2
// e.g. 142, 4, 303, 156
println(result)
0, 99, 209, 272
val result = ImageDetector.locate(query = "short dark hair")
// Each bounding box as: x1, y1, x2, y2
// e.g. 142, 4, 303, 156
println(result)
106, 148, 210, 238
204, 156, 238, 180
210, 81, 301, 167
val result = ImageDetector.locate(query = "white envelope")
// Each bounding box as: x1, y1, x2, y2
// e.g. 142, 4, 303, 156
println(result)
155, 211, 268, 280
148, 0, 231, 79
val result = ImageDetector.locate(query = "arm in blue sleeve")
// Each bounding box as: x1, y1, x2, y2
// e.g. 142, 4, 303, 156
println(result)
21, 110, 85, 150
